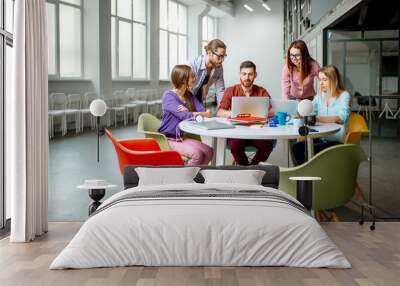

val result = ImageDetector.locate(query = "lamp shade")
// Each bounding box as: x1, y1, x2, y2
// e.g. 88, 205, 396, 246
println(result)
89, 99, 107, 117
297, 99, 313, 117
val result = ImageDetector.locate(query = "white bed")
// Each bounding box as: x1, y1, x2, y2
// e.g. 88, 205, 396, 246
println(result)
50, 183, 350, 269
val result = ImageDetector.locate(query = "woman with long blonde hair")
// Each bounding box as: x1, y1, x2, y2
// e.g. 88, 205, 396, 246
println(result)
292, 65, 351, 165
282, 40, 320, 100
158, 65, 213, 165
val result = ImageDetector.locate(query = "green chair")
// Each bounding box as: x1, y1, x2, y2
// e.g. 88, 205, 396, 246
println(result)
278, 144, 367, 211
137, 113, 202, 149
137, 113, 202, 163
137, 113, 170, 150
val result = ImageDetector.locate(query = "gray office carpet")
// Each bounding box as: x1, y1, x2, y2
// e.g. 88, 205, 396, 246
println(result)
49, 123, 400, 222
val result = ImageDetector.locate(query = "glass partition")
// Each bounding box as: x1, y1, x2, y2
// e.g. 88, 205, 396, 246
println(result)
345, 41, 380, 97
326, 29, 399, 139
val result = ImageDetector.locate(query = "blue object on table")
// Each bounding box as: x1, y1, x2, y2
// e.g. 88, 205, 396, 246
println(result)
268, 117, 278, 127
309, 128, 318, 133
276, 111, 292, 125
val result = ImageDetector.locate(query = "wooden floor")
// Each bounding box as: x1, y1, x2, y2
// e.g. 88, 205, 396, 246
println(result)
0, 222, 399, 286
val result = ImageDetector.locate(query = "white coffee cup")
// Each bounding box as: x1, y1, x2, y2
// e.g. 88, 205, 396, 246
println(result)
292, 118, 304, 127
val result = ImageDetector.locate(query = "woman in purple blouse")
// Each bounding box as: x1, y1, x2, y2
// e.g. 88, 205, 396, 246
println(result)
158, 65, 213, 165
281, 40, 320, 101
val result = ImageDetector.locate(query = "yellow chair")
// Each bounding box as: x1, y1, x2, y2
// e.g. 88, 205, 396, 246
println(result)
344, 112, 369, 202
344, 113, 369, 144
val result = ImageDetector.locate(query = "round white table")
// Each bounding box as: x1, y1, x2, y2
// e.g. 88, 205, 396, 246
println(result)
179, 118, 341, 165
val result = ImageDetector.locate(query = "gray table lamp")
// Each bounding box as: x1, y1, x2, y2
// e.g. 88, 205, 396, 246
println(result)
89, 99, 107, 162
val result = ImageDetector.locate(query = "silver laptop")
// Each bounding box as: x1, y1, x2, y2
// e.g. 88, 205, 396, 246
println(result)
271, 99, 298, 115
189, 120, 235, 130
231, 97, 269, 118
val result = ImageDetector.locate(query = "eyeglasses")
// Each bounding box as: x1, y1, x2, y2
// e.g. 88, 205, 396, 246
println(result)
212, 51, 227, 60
290, 53, 301, 60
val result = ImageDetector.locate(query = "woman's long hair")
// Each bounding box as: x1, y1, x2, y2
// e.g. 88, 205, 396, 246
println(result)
170, 65, 195, 112
285, 40, 315, 84
319, 65, 346, 98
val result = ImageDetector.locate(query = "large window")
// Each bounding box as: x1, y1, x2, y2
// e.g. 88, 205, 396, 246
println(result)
111, 0, 148, 79
159, 0, 188, 80
46, 0, 83, 78
1, 0, 14, 230
202, 15, 217, 53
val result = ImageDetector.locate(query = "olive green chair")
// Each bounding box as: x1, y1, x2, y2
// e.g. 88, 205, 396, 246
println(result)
137, 113, 202, 163
137, 113, 170, 150
278, 144, 367, 211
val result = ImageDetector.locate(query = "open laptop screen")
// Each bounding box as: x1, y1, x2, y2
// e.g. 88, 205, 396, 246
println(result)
271, 99, 298, 115
231, 97, 269, 118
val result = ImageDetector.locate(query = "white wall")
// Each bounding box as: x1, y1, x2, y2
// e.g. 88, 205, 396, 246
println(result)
218, 0, 284, 98
187, 4, 209, 60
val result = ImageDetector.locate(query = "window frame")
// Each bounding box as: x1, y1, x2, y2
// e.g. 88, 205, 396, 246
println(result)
159, 0, 188, 80
1, 0, 14, 231
111, 0, 149, 81
201, 15, 217, 52
46, 0, 84, 80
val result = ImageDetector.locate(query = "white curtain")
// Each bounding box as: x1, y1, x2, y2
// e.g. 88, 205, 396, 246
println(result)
8, 0, 48, 242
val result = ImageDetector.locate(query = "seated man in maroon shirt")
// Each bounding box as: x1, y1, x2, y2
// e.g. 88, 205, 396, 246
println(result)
217, 61, 274, 165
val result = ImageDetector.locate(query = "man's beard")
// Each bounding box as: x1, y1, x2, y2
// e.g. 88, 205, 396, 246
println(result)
241, 80, 253, 88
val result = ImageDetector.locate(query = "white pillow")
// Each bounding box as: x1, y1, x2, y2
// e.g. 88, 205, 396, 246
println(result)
136, 167, 200, 186
200, 169, 266, 185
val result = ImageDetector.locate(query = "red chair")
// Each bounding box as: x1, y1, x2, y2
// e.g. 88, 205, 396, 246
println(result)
105, 129, 184, 175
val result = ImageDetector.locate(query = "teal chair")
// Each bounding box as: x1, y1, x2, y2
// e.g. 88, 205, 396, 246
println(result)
278, 144, 367, 212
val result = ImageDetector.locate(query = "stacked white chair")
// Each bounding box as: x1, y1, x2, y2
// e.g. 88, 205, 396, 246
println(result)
126, 88, 147, 122
48, 93, 67, 138
103, 98, 114, 127
135, 89, 149, 113
81, 92, 98, 131
110, 90, 128, 126
117, 90, 138, 124
66, 94, 82, 134
146, 89, 163, 118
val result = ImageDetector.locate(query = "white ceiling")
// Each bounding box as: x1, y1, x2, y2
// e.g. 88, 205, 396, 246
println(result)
179, 0, 234, 17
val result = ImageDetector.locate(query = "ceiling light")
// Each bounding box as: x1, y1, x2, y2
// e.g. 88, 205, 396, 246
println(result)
256, 0, 272, 11
243, 4, 253, 12
262, 3, 271, 11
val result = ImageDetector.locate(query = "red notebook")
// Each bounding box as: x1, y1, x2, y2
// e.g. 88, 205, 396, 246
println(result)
228, 116, 267, 125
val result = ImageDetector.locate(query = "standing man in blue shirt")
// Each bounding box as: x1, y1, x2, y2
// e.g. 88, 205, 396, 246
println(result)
190, 39, 226, 105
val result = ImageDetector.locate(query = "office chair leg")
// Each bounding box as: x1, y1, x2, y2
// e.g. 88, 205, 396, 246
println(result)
359, 203, 376, 231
